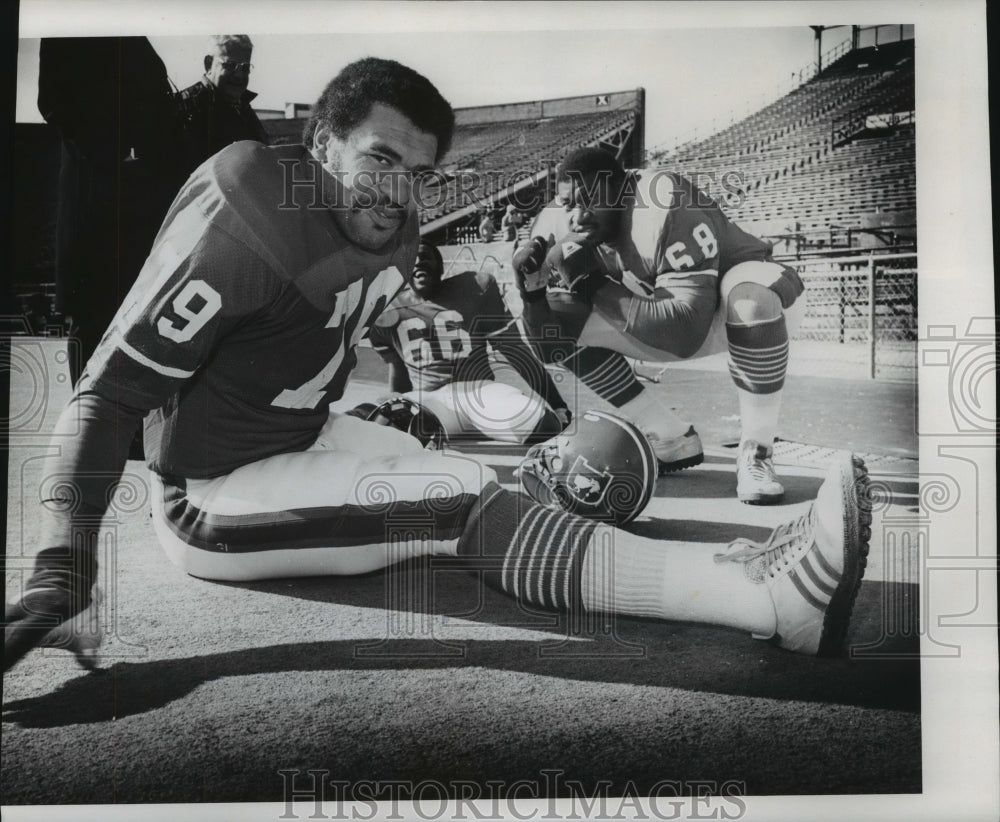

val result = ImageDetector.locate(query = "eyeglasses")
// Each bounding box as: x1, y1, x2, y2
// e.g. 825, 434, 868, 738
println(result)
219, 60, 253, 74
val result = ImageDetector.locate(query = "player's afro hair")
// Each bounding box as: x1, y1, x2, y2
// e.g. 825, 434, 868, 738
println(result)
303, 57, 454, 162
556, 147, 629, 205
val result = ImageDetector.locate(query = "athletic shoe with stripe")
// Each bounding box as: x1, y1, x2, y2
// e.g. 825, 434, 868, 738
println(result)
647, 426, 704, 474
715, 453, 872, 655
736, 439, 785, 504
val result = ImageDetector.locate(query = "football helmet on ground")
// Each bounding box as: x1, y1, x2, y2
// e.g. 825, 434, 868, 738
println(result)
517, 410, 657, 525
363, 397, 448, 450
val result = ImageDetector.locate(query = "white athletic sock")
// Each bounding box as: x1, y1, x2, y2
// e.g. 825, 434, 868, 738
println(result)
737, 388, 783, 451
619, 388, 691, 440
579, 526, 777, 636
726, 313, 788, 450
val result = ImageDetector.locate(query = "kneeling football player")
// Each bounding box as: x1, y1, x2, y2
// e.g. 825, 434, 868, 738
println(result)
514, 148, 807, 505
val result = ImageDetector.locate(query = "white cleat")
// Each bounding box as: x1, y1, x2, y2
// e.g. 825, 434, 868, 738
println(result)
716, 453, 872, 655
736, 439, 785, 504
646, 426, 704, 474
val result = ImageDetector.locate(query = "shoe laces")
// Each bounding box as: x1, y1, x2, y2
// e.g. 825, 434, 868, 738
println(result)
740, 444, 778, 481
714, 509, 813, 578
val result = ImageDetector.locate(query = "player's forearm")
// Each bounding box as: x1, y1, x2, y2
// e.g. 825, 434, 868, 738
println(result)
387, 359, 414, 394
519, 295, 552, 340
6, 389, 142, 672
647, 279, 718, 331
38, 389, 146, 549
494, 338, 568, 413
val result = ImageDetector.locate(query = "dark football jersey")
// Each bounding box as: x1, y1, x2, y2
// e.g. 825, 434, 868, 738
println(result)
370, 271, 514, 391
530, 170, 772, 285
628, 170, 772, 284
85, 141, 418, 478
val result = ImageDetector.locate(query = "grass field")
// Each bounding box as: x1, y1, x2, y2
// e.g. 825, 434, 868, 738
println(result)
3, 337, 921, 809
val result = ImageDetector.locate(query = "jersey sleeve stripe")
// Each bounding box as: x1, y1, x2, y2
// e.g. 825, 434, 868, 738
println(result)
118, 338, 198, 379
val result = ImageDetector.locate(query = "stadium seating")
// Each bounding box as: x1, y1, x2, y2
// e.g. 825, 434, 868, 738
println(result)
656, 40, 915, 247
420, 108, 638, 227
414, 39, 914, 251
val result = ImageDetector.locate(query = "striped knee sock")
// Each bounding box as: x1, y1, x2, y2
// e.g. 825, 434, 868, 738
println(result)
456, 483, 776, 633
457, 482, 599, 612
726, 316, 788, 395
562, 347, 643, 407
726, 316, 788, 448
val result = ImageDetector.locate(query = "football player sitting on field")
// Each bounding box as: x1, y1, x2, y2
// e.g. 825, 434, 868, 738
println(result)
514, 147, 806, 505
5, 58, 871, 675
366, 240, 571, 444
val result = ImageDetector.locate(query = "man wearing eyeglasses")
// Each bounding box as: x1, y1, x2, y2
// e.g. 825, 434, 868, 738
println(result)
176, 34, 268, 171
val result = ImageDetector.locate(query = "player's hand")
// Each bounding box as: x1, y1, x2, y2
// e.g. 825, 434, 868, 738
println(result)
772, 264, 806, 308
545, 232, 613, 299
4, 546, 96, 673
512, 235, 553, 295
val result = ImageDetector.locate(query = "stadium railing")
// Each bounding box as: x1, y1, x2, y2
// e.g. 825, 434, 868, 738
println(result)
791, 251, 917, 380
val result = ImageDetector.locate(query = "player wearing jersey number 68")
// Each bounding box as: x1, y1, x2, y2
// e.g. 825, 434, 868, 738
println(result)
5, 59, 870, 675
368, 241, 570, 444
515, 147, 807, 504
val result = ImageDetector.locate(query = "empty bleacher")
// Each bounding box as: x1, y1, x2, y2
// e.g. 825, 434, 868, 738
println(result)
421, 107, 639, 228
415, 90, 645, 241
654, 39, 915, 250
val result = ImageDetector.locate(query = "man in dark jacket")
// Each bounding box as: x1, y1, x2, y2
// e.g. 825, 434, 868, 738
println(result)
175, 35, 269, 171
38, 36, 186, 386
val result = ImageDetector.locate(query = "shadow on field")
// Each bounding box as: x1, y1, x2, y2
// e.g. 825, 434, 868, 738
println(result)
3, 562, 919, 728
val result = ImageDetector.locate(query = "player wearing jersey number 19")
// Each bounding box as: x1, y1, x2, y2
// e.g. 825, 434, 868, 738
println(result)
5, 58, 870, 675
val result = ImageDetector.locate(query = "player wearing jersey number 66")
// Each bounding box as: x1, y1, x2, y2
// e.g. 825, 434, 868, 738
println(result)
6, 59, 870, 675
367, 240, 571, 445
